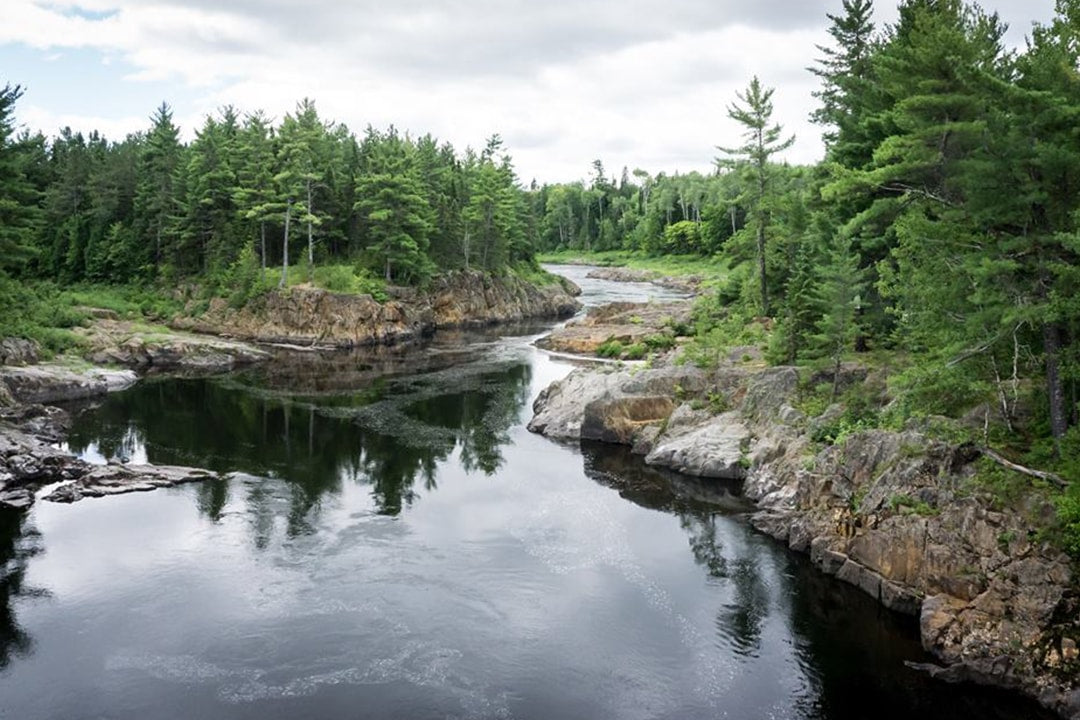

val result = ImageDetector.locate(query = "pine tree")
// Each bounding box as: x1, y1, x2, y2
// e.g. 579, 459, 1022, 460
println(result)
132, 102, 182, 279
234, 111, 278, 270
355, 132, 435, 283
0, 85, 41, 277
717, 76, 795, 316
810, 0, 878, 165
811, 233, 867, 399
277, 99, 329, 280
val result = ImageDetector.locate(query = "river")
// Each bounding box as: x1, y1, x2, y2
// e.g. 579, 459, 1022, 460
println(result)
0, 268, 1052, 719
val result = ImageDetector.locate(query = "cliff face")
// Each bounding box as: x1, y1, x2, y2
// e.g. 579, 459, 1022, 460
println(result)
529, 360, 1079, 719
173, 271, 581, 347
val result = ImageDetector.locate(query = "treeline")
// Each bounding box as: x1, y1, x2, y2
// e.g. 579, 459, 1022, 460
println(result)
537, 0, 1080, 455
0, 94, 536, 290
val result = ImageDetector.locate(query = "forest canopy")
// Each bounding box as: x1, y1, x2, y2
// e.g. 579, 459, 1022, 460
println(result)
0, 0, 1078, 461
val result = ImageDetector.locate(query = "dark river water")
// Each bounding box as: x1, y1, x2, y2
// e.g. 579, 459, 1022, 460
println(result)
0, 268, 1053, 720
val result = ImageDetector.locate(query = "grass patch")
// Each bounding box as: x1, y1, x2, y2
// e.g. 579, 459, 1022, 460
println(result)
888, 493, 939, 517
537, 249, 730, 282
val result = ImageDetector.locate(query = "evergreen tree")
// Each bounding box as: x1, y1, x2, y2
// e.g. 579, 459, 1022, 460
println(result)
277, 99, 329, 280
355, 132, 434, 283
132, 102, 182, 279
717, 76, 795, 316
234, 111, 278, 270
811, 233, 867, 399
810, 0, 878, 165
0, 85, 41, 277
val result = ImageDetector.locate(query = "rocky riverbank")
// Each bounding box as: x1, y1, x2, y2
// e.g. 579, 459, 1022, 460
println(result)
173, 269, 582, 347
536, 300, 692, 357
0, 400, 228, 511
0, 269, 580, 512
528, 356, 1080, 718
0, 319, 268, 509
584, 267, 701, 294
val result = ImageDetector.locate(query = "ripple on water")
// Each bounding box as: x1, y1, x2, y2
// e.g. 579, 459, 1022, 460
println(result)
508, 487, 741, 708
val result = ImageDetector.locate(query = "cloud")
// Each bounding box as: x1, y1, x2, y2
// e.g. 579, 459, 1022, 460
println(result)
1, 0, 1060, 183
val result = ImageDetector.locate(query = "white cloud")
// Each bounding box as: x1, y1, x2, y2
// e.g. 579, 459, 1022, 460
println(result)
2, 0, 1059, 183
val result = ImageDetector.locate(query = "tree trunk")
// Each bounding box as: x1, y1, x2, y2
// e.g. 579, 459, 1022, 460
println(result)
260, 221, 266, 270
756, 220, 769, 316
1043, 320, 1068, 455
756, 156, 769, 316
385, 256, 392, 283
280, 202, 292, 288
306, 181, 314, 281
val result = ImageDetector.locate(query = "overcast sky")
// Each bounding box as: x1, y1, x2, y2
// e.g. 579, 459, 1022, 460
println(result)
1, 0, 1057, 185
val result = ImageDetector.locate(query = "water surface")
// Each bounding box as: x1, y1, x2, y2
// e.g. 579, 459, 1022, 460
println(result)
0, 272, 1053, 720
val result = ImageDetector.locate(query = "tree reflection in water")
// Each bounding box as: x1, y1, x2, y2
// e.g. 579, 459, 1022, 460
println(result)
579, 442, 1057, 720
0, 510, 43, 670
64, 356, 533, 537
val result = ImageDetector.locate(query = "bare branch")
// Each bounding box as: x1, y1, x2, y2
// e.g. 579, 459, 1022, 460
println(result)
978, 446, 1067, 490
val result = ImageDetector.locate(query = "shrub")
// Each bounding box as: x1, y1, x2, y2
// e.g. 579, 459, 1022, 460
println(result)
624, 342, 647, 360
225, 245, 274, 309
596, 340, 624, 359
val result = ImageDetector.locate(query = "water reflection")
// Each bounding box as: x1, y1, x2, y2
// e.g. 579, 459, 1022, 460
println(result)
65, 351, 533, 527
577, 443, 1056, 719
0, 510, 41, 669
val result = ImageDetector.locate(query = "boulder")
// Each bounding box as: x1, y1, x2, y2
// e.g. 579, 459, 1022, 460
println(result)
645, 412, 751, 479
0, 364, 137, 404
0, 338, 38, 366
740, 367, 799, 423
581, 396, 676, 444
45, 463, 220, 503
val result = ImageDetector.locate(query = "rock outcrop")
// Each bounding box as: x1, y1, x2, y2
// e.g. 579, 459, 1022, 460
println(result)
528, 358, 1080, 718
76, 319, 270, 370
174, 270, 581, 347
0, 338, 39, 367
585, 267, 701, 294
44, 463, 221, 503
0, 363, 137, 404
537, 300, 691, 356
0, 401, 226, 511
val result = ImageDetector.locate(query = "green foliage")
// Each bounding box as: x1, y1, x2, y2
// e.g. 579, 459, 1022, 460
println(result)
1054, 486, 1080, 559
623, 342, 647, 360
643, 333, 676, 351
707, 391, 730, 414
225, 244, 274, 308
312, 264, 388, 302
888, 494, 938, 517
596, 340, 624, 359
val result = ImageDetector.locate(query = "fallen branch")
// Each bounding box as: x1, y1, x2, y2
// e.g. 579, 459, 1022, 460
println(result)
977, 446, 1067, 489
